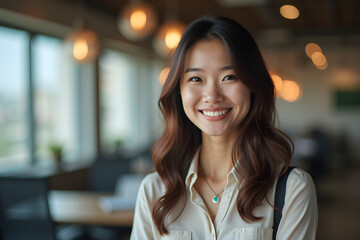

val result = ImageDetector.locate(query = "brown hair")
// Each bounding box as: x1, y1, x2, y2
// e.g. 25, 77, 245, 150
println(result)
152, 17, 293, 235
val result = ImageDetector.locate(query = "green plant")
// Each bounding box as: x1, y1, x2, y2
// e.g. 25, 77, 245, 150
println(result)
114, 138, 124, 151
48, 143, 63, 155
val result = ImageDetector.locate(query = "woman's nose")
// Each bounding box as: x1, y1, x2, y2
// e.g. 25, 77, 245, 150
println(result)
202, 83, 224, 104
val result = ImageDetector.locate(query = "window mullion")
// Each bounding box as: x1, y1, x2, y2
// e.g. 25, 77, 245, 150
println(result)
28, 33, 36, 165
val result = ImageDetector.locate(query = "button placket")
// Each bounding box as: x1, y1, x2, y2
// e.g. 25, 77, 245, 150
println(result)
215, 184, 237, 227
207, 231, 216, 240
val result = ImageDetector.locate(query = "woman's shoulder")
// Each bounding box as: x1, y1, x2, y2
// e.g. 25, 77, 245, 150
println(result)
139, 171, 166, 198
288, 167, 314, 184
286, 167, 317, 198
143, 171, 162, 182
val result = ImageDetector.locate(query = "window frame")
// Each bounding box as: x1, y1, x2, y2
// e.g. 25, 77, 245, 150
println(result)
0, 22, 93, 168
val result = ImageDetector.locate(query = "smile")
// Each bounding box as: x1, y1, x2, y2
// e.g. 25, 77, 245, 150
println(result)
199, 108, 232, 121
201, 109, 231, 117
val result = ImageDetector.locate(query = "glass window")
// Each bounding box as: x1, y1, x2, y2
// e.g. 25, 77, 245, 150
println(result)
0, 26, 29, 169
99, 49, 137, 153
32, 35, 77, 163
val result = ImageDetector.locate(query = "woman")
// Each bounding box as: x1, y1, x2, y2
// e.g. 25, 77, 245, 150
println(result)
131, 17, 317, 240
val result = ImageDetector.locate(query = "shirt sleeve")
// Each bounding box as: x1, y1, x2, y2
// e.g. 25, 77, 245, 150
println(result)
130, 178, 155, 240
277, 169, 318, 240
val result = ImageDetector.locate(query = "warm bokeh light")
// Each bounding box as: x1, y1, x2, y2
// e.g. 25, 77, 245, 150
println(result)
280, 5, 300, 19
130, 10, 147, 31
73, 38, 88, 61
305, 43, 322, 58
158, 67, 170, 85
315, 60, 328, 70
271, 74, 283, 96
280, 80, 302, 102
118, 2, 157, 41
67, 29, 99, 62
311, 52, 327, 66
153, 22, 186, 57
165, 29, 181, 49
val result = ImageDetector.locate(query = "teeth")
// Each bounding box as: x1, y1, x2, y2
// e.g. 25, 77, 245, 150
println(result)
202, 110, 229, 117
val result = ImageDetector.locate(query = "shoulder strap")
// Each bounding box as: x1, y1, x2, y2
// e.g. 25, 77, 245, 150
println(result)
273, 166, 295, 240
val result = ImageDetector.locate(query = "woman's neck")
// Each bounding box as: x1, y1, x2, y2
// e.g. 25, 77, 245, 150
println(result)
199, 134, 236, 181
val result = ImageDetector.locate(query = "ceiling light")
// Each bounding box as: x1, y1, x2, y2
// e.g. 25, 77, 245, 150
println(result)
153, 21, 186, 57
280, 80, 302, 102
118, 2, 158, 41
315, 60, 328, 70
311, 52, 327, 66
305, 43, 322, 58
66, 29, 99, 62
280, 5, 300, 20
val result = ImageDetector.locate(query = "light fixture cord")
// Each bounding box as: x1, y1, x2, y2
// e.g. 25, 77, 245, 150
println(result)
165, 0, 178, 21
74, 0, 86, 29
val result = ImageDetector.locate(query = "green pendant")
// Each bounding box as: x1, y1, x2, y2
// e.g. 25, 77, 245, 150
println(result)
212, 196, 219, 204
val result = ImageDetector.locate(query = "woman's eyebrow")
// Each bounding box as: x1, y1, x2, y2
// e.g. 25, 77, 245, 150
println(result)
184, 65, 233, 73
219, 65, 233, 71
184, 67, 203, 73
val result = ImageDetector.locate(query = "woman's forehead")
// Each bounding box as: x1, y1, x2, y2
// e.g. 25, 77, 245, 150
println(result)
182, 38, 232, 70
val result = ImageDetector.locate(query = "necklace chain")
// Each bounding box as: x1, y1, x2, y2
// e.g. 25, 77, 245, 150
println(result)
203, 174, 225, 197
199, 162, 225, 203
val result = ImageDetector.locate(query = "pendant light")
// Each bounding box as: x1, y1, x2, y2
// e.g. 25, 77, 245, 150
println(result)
153, 0, 186, 57
66, 20, 99, 62
66, 1, 99, 62
117, 0, 158, 41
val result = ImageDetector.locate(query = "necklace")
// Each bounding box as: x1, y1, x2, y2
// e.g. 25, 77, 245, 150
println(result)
199, 164, 225, 204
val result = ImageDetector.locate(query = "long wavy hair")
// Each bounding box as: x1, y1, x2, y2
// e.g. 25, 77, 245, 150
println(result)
152, 17, 293, 235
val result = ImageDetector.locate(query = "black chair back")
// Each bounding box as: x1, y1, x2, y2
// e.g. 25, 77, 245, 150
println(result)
89, 158, 130, 192
0, 176, 56, 240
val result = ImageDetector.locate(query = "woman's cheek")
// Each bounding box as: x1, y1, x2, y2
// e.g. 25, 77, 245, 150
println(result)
181, 87, 200, 108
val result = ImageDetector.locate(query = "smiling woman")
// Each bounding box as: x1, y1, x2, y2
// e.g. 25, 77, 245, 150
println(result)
180, 38, 251, 139
131, 17, 318, 240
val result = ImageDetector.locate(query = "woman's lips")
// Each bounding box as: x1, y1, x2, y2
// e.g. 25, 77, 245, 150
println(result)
199, 108, 232, 121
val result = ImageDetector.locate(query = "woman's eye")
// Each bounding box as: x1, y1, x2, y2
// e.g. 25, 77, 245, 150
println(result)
223, 75, 238, 81
189, 77, 201, 82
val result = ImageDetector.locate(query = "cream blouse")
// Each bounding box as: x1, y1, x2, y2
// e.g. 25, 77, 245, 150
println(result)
130, 150, 318, 240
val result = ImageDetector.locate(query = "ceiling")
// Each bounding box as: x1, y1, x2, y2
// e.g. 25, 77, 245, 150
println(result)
85, 0, 360, 37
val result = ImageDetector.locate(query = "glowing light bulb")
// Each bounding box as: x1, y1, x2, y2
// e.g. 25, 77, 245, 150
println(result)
158, 67, 170, 85
153, 22, 186, 57
311, 52, 327, 66
165, 29, 181, 49
130, 10, 147, 31
280, 5, 300, 20
305, 43, 322, 58
281, 80, 302, 102
315, 60, 328, 70
73, 38, 88, 61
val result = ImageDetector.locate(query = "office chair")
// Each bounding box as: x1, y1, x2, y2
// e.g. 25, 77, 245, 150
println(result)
0, 176, 82, 240
89, 157, 131, 192
87, 158, 132, 240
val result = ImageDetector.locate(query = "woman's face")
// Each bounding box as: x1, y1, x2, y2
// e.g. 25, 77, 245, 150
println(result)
180, 38, 251, 138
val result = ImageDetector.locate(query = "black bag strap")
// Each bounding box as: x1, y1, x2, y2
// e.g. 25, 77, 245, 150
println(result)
273, 166, 295, 240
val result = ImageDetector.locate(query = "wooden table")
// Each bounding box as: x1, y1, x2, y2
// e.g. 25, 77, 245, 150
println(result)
49, 190, 134, 227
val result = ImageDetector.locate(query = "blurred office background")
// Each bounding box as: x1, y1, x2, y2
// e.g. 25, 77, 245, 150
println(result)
0, 0, 359, 239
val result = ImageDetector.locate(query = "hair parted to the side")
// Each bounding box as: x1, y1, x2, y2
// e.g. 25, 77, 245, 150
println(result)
152, 17, 293, 235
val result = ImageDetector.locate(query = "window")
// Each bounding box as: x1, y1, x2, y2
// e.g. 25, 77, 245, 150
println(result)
32, 35, 77, 163
99, 49, 137, 153
0, 26, 29, 169
0, 25, 81, 170
99, 48, 165, 154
